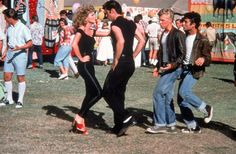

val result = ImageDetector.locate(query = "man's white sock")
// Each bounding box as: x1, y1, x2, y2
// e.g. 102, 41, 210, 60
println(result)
5, 81, 13, 103
18, 82, 26, 103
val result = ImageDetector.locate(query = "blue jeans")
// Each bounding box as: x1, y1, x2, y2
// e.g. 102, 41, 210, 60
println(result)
141, 48, 146, 64
177, 70, 206, 128
153, 68, 182, 127
54, 45, 71, 68
28, 45, 43, 66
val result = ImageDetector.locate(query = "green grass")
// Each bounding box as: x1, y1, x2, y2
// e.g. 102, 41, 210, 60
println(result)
0, 63, 235, 153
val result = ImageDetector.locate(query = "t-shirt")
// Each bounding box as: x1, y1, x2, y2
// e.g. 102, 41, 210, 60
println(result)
7, 21, 31, 52
184, 34, 196, 65
111, 16, 137, 59
146, 22, 161, 38
77, 29, 95, 57
161, 31, 169, 63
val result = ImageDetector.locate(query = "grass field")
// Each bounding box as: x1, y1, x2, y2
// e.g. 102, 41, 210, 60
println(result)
0, 62, 235, 154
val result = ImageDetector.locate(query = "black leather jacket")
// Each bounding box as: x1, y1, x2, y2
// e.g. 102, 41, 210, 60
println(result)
157, 27, 186, 70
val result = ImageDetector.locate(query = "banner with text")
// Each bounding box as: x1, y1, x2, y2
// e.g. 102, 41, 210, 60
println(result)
189, 0, 236, 62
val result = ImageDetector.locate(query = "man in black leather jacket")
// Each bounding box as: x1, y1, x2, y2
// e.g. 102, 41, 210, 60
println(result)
146, 8, 185, 134
178, 12, 213, 133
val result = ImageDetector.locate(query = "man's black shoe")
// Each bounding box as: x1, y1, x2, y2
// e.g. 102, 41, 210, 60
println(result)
116, 116, 137, 137
106, 125, 121, 134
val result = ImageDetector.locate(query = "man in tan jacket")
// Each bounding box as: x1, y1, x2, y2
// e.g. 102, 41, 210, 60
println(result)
178, 12, 213, 133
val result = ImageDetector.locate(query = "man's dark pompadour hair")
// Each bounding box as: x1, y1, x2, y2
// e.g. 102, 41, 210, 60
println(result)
103, 0, 122, 14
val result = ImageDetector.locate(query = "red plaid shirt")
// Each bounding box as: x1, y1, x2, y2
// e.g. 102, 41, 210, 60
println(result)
60, 26, 72, 46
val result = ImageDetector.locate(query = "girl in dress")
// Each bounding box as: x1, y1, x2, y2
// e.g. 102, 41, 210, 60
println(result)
96, 21, 113, 65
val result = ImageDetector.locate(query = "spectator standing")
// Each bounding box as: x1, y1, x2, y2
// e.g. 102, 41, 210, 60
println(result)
0, 9, 32, 108
146, 17, 161, 66
0, 28, 4, 55
14, 0, 26, 24
175, 18, 185, 33
137, 14, 148, 66
178, 12, 213, 133
60, 10, 79, 78
134, 15, 146, 67
96, 21, 113, 66
60, 10, 73, 27
0, 0, 7, 32
0, 0, 7, 55
27, 15, 44, 69
54, 18, 72, 80
204, 21, 216, 49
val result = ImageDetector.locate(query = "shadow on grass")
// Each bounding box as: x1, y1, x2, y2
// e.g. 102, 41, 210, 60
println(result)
64, 105, 110, 131
43, 54, 55, 64
40, 106, 235, 139
42, 105, 74, 122
127, 107, 153, 128
44, 69, 59, 78
212, 77, 235, 84
42, 105, 110, 131
176, 114, 236, 141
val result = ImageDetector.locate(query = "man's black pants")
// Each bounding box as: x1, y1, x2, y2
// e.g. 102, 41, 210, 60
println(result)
103, 58, 135, 127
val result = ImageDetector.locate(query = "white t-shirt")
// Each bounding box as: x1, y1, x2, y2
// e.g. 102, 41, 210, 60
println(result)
184, 34, 196, 65
146, 22, 161, 38
7, 21, 32, 51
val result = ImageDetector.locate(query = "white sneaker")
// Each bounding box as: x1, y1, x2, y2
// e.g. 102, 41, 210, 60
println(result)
15, 102, 23, 109
150, 59, 154, 65
153, 59, 158, 65
0, 102, 6, 107
58, 74, 68, 80
0, 100, 14, 107
146, 126, 168, 134
27, 65, 33, 69
181, 126, 201, 134
204, 105, 213, 123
